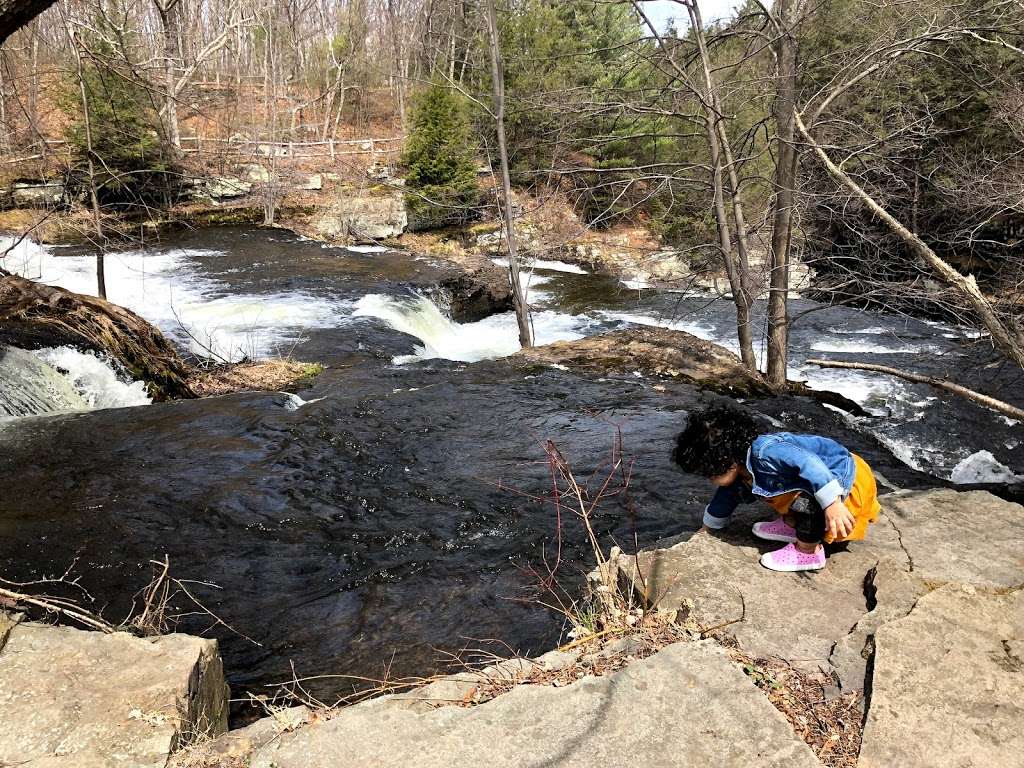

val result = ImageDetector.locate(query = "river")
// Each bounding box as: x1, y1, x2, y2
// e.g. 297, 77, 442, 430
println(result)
0, 226, 1020, 711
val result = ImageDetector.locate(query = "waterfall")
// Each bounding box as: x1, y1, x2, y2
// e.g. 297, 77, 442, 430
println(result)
0, 345, 152, 419
353, 293, 586, 364
0, 346, 90, 417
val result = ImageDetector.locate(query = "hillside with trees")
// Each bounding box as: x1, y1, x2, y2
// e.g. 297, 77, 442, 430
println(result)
0, 0, 1020, 377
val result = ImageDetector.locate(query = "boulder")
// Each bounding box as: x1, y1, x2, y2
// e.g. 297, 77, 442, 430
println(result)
435, 254, 513, 322
240, 164, 272, 183
882, 488, 1024, 588
203, 177, 252, 201
610, 488, 1024, 766
0, 619, 229, 766
617, 504, 906, 678
617, 490, 1024, 676
299, 173, 323, 191
858, 584, 1024, 768
11, 181, 65, 207
244, 641, 819, 768
311, 190, 407, 241
0, 270, 194, 399
514, 327, 773, 397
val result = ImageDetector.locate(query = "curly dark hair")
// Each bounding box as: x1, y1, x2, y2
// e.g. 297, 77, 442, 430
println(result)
672, 404, 760, 477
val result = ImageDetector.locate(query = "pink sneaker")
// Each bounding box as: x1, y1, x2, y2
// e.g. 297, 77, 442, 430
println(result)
760, 543, 826, 572
752, 518, 797, 543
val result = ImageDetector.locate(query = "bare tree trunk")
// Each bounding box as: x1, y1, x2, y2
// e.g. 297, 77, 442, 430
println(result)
386, 0, 406, 130
795, 111, 1024, 369
685, 0, 758, 372
156, 0, 183, 151
262, 10, 278, 226
765, 0, 799, 386
0, 0, 59, 46
806, 359, 1024, 421
485, 0, 531, 348
69, 20, 105, 299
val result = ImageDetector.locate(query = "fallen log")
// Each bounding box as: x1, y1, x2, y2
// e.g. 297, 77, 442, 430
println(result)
805, 358, 1024, 421
0, 269, 195, 400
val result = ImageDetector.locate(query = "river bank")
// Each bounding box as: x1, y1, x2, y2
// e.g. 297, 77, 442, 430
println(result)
171, 487, 1022, 768
3, 486, 1019, 767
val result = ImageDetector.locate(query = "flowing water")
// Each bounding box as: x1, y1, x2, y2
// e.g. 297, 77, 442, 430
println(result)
0, 226, 1021, 709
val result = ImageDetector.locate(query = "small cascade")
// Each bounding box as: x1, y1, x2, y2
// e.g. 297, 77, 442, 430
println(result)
35, 347, 152, 409
0, 345, 151, 419
353, 293, 586, 363
0, 346, 89, 417
1, 235, 349, 362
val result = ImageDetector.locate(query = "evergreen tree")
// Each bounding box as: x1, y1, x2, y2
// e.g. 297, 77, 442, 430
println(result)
402, 85, 481, 230
63, 44, 178, 210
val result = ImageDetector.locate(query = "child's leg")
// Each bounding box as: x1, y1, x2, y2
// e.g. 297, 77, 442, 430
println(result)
788, 494, 825, 553
759, 494, 828, 571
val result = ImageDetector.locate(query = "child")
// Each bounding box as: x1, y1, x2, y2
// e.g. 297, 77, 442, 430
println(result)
672, 404, 880, 572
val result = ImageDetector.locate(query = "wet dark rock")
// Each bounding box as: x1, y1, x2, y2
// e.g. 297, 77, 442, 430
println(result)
514, 326, 773, 397
0, 269, 194, 399
436, 254, 513, 322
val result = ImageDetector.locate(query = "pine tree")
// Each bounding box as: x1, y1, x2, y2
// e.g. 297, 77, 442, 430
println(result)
63, 43, 178, 210
402, 85, 481, 230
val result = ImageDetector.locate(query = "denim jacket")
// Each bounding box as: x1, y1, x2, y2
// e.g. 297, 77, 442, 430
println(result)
703, 433, 855, 529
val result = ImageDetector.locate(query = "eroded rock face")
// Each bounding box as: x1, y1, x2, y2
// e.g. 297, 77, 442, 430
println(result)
514, 326, 772, 397
0, 270, 194, 400
0, 617, 229, 766
240, 642, 818, 768
312, 189, 407, 241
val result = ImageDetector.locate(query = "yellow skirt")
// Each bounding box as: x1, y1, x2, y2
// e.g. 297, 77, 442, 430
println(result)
765, 453, 880, 543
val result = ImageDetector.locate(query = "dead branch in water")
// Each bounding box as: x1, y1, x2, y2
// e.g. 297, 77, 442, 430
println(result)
805, 359, 1024, 421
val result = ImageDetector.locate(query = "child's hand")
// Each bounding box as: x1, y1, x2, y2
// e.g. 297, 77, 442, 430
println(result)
824, 500, 855, 540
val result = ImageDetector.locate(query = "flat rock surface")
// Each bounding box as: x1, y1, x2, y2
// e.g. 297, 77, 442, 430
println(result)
0, 620, 228, 767
249, 641, 819, 768
883, 489, 1024, 587
859, 584, 1024, 768
625, 505, 906, 676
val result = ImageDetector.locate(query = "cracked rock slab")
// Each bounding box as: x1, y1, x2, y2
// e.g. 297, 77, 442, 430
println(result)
859, 584, 1024, 768
0, 622, 229, 767
622, 506, 905, 675
249, 641, 820, 768
828, 561, 928, 693
883, 489, 1024, 587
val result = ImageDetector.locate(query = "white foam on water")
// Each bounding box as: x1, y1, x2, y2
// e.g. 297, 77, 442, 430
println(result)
354, 293, 586, 363
791, 365, 898, 416
949, 451, 1024, 484
826, 326, 891, 335
33, 346, 152, 409
922, 318, 985, 339
347, 245, 389, 254
810, 339, 934, 354
491, 257, 588, 275
621, 277, 651, 290
598, 310, 718, 342
1, 236, 348, 362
